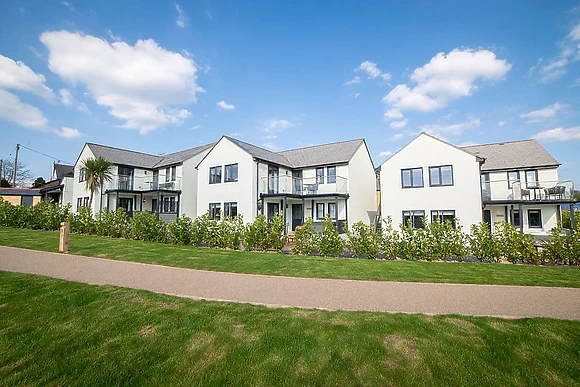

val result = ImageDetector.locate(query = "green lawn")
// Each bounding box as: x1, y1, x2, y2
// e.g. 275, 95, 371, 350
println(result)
0, 272, 579, 386
1, 226, 579, 288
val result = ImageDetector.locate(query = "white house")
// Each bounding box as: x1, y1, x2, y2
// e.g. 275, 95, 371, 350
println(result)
196, 136, 377, 233
378, 133, 484, 231
39, 163, 75, 206
72, 142, 213, 222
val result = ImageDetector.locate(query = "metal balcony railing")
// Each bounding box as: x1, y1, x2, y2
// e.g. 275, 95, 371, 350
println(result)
103, 175, 182, 191
482, 179, 574, 202
261, 175, 347, 196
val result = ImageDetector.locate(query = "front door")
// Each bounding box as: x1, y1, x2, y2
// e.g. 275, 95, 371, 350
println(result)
267, 202, 280, 221
151, 198, 158, 214
119, 197, 133, 215
292, 203, 303, 231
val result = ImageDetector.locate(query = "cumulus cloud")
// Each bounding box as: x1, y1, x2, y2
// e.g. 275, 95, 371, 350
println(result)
175, 4, 188, 28
260, 119, 294, 134
520, 102, 566, 120
54, 126, 82, 138
40, 30, 200, 134
358, 61, 391, 81
0, 54, 55, 101
390, 119, 408, 129
345, 76, 360, 85
498, 121, 506, 126
530, 22, 580, 83
217, 100, 234, 110
387, 133, 404, 142
382, 49, 511, 119
59, 88, 72, 105
0, 89, 49, 129
534, 126, 580, 141
419, 116, 481, 140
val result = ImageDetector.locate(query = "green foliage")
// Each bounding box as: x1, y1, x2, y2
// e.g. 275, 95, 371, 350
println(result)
167, 215, 193, 245
27, 200, 72, 231
266, 211, 287, 250
542, 228, 580, 266
70, 207, 97, 235
218, 215, 245, 250
190, 212, 212, 247
424, 219, 467, 261
0, 198, 28, 228
469, 222, 501, 263
245, 212, 286, 251
318, 216, 344, 257
380, 216, 399, 260
347, 221, 380, 259
292, 217, 318, 255
80, 156, 114, 208
561, 210, 580, 232
494, 222, 539, 264
127, 211, 167, 243
95, 208, 128, 238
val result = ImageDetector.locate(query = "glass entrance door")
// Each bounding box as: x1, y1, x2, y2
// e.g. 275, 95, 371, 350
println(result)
118, 197, 133, 215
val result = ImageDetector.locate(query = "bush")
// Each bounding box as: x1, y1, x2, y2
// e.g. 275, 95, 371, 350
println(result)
168, 215, 193, 245
494, 221, 538, 264
95, 208, 128, 238
469, 222, 501, 263
542, 227, 580, 266
347, 221, 380, 259
191, 212, 211, 246
318, 216, 344, 257
245, 214, 268, 251
380, 216, 399, 260
266, 211, 287, 250
397, 220, 424, 260
0, 198, 29, 228
27, 200, 72, 231
424, 219, 467, 261
127, 211, 167, 243
292, 217, 318, 255
70, 207, 97, 235
218, 214, 245, 249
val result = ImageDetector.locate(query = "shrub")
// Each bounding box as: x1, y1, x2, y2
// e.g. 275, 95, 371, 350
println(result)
168, 215, 193, 245
397, 220, 427, 260
27, 200, 72, 231
469, 222, 501, 263
95, 208, 128, 238
494, 221, 538, 264
347, 221, 380, 259
542, 227, 580, 266
424, 219, 467, 261
70, 207, 97, 235
292, 217, 318, 255
266, 211, 287, 250
127, 211, 167, 243
191, 212, 211, 246
218, 214, 245, 249
245, 214, 268, 251
380, 216, 399, 260
318, 216, 344, 257
0, 199, 28, 228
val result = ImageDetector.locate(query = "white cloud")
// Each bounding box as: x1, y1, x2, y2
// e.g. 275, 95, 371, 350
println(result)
260, 119, 294, 134
354, 93, 360, 99
191, 125, 201, 130
419, 116, 481, 139
498, 120, 506, 126
0, 89, 49, 129
217, 100, 234, 110
0, 54, 55, 101
59, 88, 72, 105
345, 76, 360, 85
534, 126, 580, 141
106, 29, 121, 42
54, 126, 82, 138
358, 61, 391, 81
520, 102, 566, 120
175, 4, 188, 28
379, 150, 394, 157
383, 49, 511, 119
387, 133, 404, 142
40, 30, 200, 134
530, 22, 580, 83
262, 143, 280, 151
390, 119, 408, 129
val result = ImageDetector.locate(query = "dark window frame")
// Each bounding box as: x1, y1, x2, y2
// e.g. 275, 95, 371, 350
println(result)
527, 209, 542, 228
327, 166, 336, 184
430, 210, 456, 228
224, 163, 239, 183
316, 203, 325, 219
316, 167, 324, 184
525, 169, 539, 188
170, 166, 176, 182
209, 166, 222, 184
209, 203, 221, 220
224, 202, 238, 218
429, 165, 454, 187
507, 171, 520, 189
78, 168, 85, 183
327, 202, 337, 219
402, 210, 425, 229
401, 168, 424, 188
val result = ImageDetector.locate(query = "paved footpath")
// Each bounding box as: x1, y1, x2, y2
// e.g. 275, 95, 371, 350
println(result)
1, 246, 579, 320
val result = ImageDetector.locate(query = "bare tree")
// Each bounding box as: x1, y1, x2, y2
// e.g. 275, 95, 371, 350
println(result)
0, 159, 34, 188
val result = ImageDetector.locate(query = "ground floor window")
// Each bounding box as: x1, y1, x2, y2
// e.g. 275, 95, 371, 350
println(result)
528, 209, 542, 228
511, 209, 520, 227
209, 203, 221, 220
431, 210, 456, 228
77, 197, 89, 209
316, 203, 325, 219
224, 202, 238, 217
403, 210, 425, 228
163, 197, 176, 213
328, 202, 337, 219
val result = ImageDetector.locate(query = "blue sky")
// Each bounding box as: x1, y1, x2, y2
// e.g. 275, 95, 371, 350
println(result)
0, 0, 579, 185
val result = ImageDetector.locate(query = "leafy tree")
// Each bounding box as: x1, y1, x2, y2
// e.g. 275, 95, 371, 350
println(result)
80, 156, 114, 208
32, 177, 46, 188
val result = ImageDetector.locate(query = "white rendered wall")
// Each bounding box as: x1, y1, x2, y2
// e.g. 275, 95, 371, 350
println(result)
180, 148, 211, 218
347, 143, 378, 225
486, 203, 559, 236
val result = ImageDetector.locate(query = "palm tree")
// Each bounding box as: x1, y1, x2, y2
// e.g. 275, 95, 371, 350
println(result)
80, 156, 113, 209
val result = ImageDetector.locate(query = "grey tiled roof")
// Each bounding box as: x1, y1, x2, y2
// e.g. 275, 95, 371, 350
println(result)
461, 139, 560, 171
54, 163, 74, 179
225, 136, 365, 168
0, 188, 40, 196
86, 142, 214, 169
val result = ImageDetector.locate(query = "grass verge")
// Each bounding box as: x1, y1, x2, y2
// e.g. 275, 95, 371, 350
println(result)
1, 271, 579, 386
1, 226, 579, 288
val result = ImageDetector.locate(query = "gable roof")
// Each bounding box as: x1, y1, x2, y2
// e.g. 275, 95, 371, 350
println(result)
460, 139, 560, 171
224, 136, 292, 167
53, 163, 74, 179
85, 142, 214, 170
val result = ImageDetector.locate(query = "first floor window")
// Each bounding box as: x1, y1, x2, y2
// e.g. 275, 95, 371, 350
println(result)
401, 168, 423, 188
431, 210, 456, 228
171, 166, 176, 182
429, 165, 453, 186
78, 168, 85, 182
209, 203, 221, 220
316, 168, 324, 184
525, 170, 539, 188
209, 166, 222, 184
403, 210, 425, 228
507, 171, 519, 189
327, 166, 336, 184
224, 202, 238, 217
528, 209, 542, 228
224, 164, 238, 182
328, 202, 337, 219
316, 203, 325, 219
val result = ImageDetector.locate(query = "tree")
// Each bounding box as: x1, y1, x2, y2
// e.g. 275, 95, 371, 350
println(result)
0, 159, 33, 187
32, 177, 46, 188
80, 156, 114, 208
0, 178, 10, 187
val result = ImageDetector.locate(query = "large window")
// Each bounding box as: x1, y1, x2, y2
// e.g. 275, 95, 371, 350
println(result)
78, 168, 85, 182
429, 165, 453, 186
401, 168, 423, 188
316, 203, 325, 219
209, 203, 221, 220
431, 210, 456, 228
511, 209, 521, 227
316, 168, 324, 184
224, 164, 238, 182
403, 210, 425, 228
171, 166, 176, 181
163, 197, 177, 213
165, 166, 176, 182
507, 171, 520, 189
328, 202, 337, 219
525, 170, 539, 188
327, 166, 336, 184
209, 166, 222, 184
224, 202, 238, 217
528, 209, 542, 228
77, 197, 89, 208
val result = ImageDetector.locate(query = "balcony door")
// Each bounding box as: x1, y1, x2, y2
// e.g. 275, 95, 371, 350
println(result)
292, 203, 303, 230
118, 166, 134, 190
268, 165, 279, 194
152, 170, 159, 190
481, 173, 491, 201
118, 197, 133, 215
292, 170, 302, 194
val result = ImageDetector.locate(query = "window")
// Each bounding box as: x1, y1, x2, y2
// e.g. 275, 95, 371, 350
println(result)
162, 197, 177, 213
507, 171, 519, 189
76, 197, 82, 209
316, 203, 325, 219
78, 197, 89, 208
268, 165, 279, 193
481, 173, 491, 201
431, 210, 456, 228
316, 168, 324, 184
78, 168, 85, 182
171, 166, 176, 182
83, 197, 89, 207
511, 209, 520, 227
209, 166, 222, 184
528, 209, 542, 228
328, 202, 337, 219
327, 166, 336, 184
402, 210, 425, 228
224, 164, 238, 182
165, 167, 170, 182
224, 202, 238, 217
209, 203, 221, 220
525, 170, 539, 188
401, 168, 423, 188
429, 165, 453, 186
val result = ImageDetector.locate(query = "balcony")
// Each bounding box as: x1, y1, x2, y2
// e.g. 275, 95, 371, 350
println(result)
103, 175, 182, 192
482, 179, 575, 203
261, 175, 348, 196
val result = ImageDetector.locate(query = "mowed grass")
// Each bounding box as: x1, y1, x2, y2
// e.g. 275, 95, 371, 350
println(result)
1, 226, 579, 288
0, 272, 579, 386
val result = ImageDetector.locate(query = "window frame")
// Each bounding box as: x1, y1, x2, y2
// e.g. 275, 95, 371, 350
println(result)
525, 169, 539, 188
327, 202, 337, 219
401, 168, 424, 189
170, 166, 176, 182
402, 210, 425, 229
507, 171, 520, 189
224, 202, 238, 218
429, 165, 454, 187
82, 197, 89, 207
224, 163, 239, 183
316, 167, 324, 184
430, 210, 456, 228
209, 203, 221, 220
209, 166, 222, 184
327, 166, 336, 184
78, 168, 85, 183
527, 209, 542, 228
316, 203, 325, 219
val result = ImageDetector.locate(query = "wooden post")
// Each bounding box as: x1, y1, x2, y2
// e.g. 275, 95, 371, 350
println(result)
59, 221, 70, 253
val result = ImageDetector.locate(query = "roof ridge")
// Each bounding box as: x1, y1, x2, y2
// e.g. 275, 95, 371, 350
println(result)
160, 142, 214, 157
224, 136, 293, 166
277, 138, 364, 154
460, 138, 536, 148
86, 142, 163, 159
